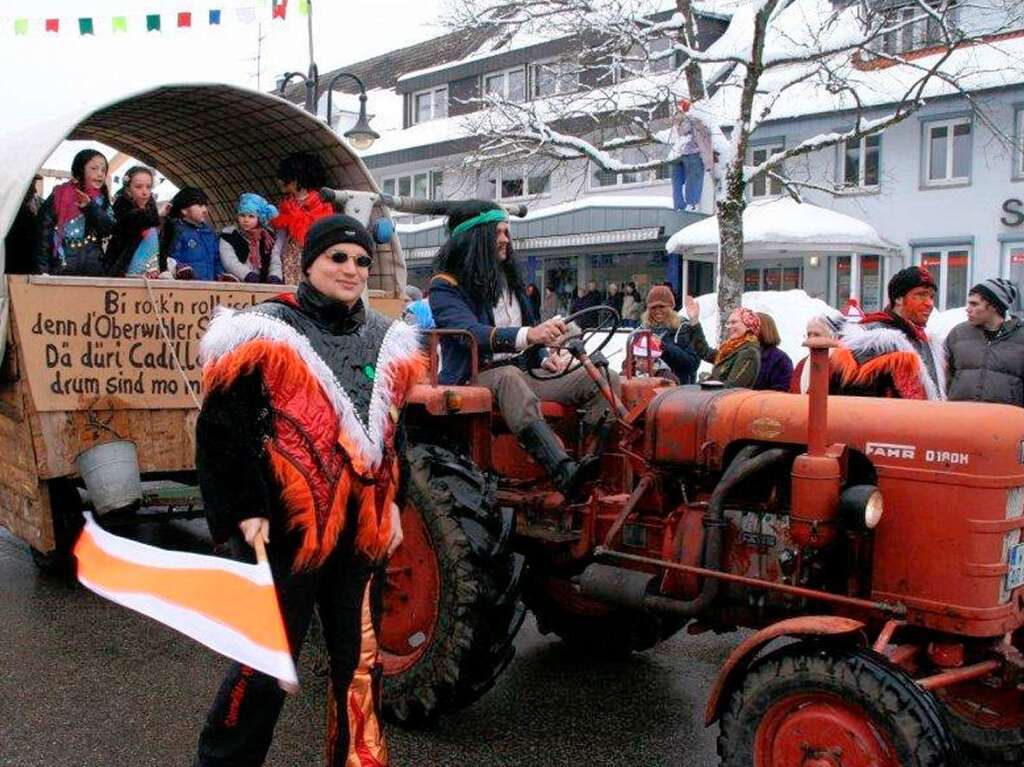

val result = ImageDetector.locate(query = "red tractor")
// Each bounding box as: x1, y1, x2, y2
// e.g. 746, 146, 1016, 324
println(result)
378, 306, 1024, 766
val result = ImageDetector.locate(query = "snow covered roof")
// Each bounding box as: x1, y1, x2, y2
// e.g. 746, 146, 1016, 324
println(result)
666, 197, 900, 256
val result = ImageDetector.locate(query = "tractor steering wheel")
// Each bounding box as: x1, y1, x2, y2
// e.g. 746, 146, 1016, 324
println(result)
525, 305, 620, 381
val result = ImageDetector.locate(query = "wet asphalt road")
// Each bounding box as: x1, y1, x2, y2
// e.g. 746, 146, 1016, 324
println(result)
0, 520, 736, 767
0, 522, 999, 767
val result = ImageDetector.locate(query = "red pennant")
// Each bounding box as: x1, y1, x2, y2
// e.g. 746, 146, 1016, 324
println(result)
46, 18, 59, 33
272, 1, 288, 19
178, 12, 192, 28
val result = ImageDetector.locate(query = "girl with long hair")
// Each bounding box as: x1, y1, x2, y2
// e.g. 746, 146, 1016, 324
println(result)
105, 165, 165, 277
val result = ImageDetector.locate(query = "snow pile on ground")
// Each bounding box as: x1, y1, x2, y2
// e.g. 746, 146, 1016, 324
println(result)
595, 290, 968, 377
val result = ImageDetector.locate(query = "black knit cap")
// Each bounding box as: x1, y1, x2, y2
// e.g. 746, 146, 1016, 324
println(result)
171, 187, 208, 212
301, 214, 375, 272
888, 266, 937, 304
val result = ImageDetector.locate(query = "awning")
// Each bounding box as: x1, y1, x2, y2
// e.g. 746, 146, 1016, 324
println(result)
666, 197, 900, 257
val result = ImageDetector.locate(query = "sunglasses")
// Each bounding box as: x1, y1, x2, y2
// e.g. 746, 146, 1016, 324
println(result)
329, 252, 373, 268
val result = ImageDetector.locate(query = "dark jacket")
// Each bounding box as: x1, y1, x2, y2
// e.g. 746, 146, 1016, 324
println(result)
680, 321, 760, 387
104, 196, 161, 277
754, 345, 794, 392
629, 324, 700, 384
35, 193, 115, 276
945, 318, 1024, 406
429, 273, 540, 385
165, 219, 221, 280
571, 289, 603, 327
4, 200, 39, 274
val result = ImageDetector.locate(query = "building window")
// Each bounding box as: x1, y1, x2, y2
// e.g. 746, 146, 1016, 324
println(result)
589, 146, 667, 189
916, 246, 970, 310
485, 170, 551, 200
748, 142, 785, 198
923, 117, 971, 186
533, 60, 580, 98
877, 3, 959, 57
745, 265, 802, 292
380, 170, 445, 200
1004, 243, 1024, 308
412, 87, 448, 124
830, 254, 883, 311
1016, 109, 1024, 178
842, 134, 881, 189
484, 67, 526, 103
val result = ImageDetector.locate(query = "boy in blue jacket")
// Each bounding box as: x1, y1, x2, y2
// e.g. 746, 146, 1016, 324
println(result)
158, 187, 221, 281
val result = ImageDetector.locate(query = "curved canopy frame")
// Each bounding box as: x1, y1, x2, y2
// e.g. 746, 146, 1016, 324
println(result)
1, 82, 405, 294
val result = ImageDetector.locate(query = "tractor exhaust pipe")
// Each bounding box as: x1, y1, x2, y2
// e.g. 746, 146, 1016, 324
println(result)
582, 446, 788, 615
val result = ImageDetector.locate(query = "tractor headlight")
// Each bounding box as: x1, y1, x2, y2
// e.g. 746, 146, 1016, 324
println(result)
841, 485, 884, 530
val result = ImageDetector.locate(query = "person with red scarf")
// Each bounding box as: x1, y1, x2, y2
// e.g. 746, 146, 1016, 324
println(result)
35, 148, 114, 276
831, 266, 945, 400
683, 298, 762, 387
270, 152, 335, 285
219, 193, 282, 283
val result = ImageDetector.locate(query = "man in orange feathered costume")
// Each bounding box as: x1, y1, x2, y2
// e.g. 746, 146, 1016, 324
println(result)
193, 215, 423, 767
831, 266, 945, 400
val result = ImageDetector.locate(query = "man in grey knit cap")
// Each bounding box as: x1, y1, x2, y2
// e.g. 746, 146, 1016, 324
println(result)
945, 277, 1024, 405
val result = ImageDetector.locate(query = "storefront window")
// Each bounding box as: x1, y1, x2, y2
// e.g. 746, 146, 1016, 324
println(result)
763, 268, 782, 291
917, 247, 971, 311
834, 256, 852, 307
859, 255, 882, 312
744, 269, 760, 291
783, 267, 802, 290
1006, 245, 1024, 310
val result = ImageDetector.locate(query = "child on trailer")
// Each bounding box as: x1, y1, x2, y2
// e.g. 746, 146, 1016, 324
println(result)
105, 166, 166, 277
218, 193, 282, 283
156, 187, 221, 281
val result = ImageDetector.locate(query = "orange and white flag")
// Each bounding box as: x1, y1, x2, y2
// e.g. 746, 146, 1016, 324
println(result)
73, 513, 298, 687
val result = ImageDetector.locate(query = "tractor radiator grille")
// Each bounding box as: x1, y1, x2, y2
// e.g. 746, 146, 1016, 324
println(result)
1000, 486, 1024, 604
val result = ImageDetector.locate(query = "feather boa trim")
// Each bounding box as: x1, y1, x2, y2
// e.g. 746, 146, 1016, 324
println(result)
835, 322, 945, 400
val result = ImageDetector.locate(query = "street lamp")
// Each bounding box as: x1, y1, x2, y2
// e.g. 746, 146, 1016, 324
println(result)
276, 65, 318, 114
325, 72, 380, 151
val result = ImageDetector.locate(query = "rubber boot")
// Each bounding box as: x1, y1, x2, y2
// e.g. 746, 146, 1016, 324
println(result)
517, 420, 599, 500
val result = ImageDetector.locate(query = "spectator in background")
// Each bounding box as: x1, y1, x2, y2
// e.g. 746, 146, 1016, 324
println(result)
525, 283, 542, 317
403, 284, 423, 309
35, 148, 114, 276
541, 285, 559, 321
668, 98, 714, 212
753, 312, 794, 392
158, 187, 221, 281
790, 314, 844, 393
682, 296, 761, 387
271, 152, 333, 285
606, 282, 624, 317
4, 176, 43, 274
945, 278, 1024, 406
620, 282, 643, 327
572, 280, 604, 327
105, 166, 165, 277
219, 193, 281, 283
627, 284, 699, 383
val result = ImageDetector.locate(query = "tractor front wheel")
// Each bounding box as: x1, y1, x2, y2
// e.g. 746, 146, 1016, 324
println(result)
937, 678, 1024, 763
718, 643, 959, 767
379, 444, 526, 724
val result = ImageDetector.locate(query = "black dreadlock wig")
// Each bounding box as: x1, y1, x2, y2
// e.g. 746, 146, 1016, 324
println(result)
432, 201, 523, 309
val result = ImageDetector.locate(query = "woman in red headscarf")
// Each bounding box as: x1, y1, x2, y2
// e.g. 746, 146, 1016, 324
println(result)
681, 296, 762, 387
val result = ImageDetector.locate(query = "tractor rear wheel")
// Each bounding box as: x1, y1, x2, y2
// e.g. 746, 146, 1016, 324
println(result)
30, 478, 84, 576
718, 643, 959, 767
380, 444, 526, 724
937, 679, 1024, 763
523, 574, 686, 657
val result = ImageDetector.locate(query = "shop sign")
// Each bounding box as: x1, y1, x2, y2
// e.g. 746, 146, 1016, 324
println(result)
1003, 198, 1024, 227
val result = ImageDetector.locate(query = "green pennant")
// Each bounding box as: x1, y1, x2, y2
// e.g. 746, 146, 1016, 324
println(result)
112, 16, 128, 33
14, 19, 28, 36
78, 17, 94, 35
298, 0, 310, 15
146, 14, 161, 32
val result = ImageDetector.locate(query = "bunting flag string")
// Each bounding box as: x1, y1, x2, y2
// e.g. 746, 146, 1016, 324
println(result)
5, 3, 297, 37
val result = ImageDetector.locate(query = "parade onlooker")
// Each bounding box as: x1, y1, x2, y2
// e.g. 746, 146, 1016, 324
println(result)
4, 176, 43, 274
429, 201, 618, 498
606, 282, 624, 317
105, 166, 164, 277
271, 152, 334, 285
526, 283, 542, 317
403, 284, 423, 309
668, 98, 713, 212
403, 297, 435, 329
628, 284, 699, 383
159, 187, 221, 281
945, 278, 1024, 406
219, 193, 281, 283
571, 280, 604, 327
683, 296, 761, 387
194, 214, 420, 767
541, 285, 559, 321
831, 266, 943, 400
790, 314, 844, 393
753, 312, 794, 392
35, 148, 114, 276
620, 282, 643, 327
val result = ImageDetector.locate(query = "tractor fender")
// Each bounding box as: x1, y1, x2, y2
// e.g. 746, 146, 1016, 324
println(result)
704, 615, 866, 725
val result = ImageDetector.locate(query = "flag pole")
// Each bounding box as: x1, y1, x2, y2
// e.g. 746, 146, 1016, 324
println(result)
251, 535, 297, 693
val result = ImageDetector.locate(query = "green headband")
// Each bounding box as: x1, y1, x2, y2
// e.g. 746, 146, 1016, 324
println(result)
450, 208, 509, 238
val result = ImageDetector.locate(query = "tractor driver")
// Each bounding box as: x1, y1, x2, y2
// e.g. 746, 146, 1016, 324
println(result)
428, 201, 620, 499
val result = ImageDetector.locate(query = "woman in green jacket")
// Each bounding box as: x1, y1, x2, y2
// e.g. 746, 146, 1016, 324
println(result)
682, 296, 762, 387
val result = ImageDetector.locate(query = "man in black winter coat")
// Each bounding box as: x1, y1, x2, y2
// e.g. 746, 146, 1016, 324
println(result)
946, 277, 1024, 406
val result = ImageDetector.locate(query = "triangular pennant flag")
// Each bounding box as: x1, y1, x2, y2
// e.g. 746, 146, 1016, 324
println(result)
14, 19, 28, 36
112, 16, 128, 33
146, 14, 161, 32
298, 0, 309, 16
45, 18, 59, 33
178, 12, 192, 28
209, 9, 222, 25
272, 1, 288, 20
79, 17, 94, 36
236, 6, 256, 23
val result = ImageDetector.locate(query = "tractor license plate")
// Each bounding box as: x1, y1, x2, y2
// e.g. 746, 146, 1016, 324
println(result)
1008, 543, 1024, 592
